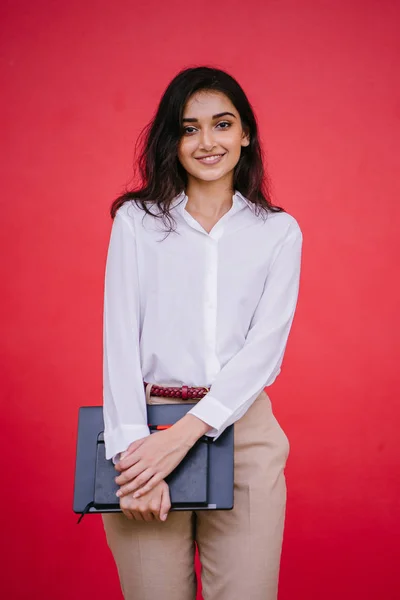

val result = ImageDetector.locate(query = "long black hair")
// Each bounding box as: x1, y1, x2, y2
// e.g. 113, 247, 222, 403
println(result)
111, 65, 284, 231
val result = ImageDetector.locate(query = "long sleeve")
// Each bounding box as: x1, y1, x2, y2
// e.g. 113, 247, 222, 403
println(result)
188, 218, 303, 440
102, 209, 150, 461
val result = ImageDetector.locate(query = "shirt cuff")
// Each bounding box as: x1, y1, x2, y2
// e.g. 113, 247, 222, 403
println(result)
187, 394, 233, 441
104, 424, 151, 461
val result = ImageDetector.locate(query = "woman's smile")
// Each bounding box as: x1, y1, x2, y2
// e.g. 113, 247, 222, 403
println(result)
195, 153, 226, 165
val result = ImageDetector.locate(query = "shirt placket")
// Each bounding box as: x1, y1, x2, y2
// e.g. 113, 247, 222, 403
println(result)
181, 200, 241, 385
203, 234, 220, 383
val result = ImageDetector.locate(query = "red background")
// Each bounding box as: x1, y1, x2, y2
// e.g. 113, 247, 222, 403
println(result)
1, 1, 399, 598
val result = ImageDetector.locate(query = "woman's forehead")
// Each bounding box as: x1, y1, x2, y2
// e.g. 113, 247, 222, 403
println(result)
183, 90, 237, 117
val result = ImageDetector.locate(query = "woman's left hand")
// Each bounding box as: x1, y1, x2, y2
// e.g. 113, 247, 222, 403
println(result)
114, 414, 210, 499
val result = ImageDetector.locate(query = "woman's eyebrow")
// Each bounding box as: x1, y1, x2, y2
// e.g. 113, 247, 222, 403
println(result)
182, 112, 237, 123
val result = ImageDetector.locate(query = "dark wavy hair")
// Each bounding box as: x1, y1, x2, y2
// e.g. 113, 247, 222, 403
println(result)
110, 65, 284, 231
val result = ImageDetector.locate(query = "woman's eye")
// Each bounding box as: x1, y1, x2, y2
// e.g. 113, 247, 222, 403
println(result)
182, 121, 231, 135
216, 121, 231, 129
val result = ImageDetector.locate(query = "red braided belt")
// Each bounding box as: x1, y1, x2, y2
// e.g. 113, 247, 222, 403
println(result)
143, 381, 210, 400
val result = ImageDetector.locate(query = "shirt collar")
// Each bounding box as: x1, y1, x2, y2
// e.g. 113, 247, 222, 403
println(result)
233, 190, 254, 210
170, 189, 254, 213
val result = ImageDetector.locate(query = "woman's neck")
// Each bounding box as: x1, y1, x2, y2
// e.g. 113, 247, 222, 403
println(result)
185, 178, 234, 218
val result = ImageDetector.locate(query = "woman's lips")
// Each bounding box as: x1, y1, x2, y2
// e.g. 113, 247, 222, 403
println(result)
195, 153, 226, 165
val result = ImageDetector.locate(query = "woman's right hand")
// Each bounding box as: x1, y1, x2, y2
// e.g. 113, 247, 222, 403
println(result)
119, 479, 171, 522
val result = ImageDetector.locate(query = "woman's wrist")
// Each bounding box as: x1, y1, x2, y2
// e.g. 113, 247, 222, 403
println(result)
171, 414, 211, 448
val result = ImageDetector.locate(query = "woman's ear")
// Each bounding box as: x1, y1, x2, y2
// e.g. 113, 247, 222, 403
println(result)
241, 128, 250, 147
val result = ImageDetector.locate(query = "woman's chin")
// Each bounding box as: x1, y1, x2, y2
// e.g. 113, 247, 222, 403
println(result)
189, 167, 235, 183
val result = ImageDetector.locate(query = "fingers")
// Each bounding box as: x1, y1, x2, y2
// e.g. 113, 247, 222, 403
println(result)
148, 495, 163, 521
114, 437, 148, 472
119, 482, 171, 522
160, 485, 171, 522
121, 500, 147, 522
133, 474, 164, 499
131, 511, 144, 521
115, 461, 151, 485
142, 511, 155, 522
119, 491, 159, 522
114, 450, 142, 473
114, 430, 165, 473
120, 495, 139, 521
121, 507, 133, 520
116, 468, 155, 497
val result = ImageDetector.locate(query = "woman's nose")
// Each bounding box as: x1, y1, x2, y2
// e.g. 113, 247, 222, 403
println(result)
199, 128, 216, 150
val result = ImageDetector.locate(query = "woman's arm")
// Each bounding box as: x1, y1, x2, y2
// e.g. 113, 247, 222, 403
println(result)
187, 217, 303, 439
103, 208, 150, 461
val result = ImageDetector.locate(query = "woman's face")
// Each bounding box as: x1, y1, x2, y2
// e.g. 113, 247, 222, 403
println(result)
177, 91, 250, 184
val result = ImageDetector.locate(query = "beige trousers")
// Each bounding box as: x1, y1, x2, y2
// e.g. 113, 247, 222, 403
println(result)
102, 387, 290, 600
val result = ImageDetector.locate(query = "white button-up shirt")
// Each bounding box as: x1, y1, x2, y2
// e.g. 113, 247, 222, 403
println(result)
103, 190, 303, 460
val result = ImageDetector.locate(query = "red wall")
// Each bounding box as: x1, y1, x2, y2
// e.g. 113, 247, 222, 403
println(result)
2, 1, 399, 598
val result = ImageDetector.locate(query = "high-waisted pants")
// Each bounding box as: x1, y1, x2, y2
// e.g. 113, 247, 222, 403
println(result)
102, 386, 290, 600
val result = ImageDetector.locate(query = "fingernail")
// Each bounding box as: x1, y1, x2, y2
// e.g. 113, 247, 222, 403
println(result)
132, 492, 139, 498
116, 490, 121, 497
161, 514, 167, 521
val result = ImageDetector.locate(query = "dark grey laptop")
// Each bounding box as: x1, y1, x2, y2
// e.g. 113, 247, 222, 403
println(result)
73, 403, 234, 521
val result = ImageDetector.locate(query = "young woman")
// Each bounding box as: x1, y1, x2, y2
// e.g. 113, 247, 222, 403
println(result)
102, 65, 303, 600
